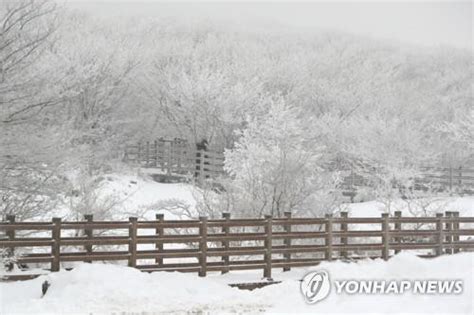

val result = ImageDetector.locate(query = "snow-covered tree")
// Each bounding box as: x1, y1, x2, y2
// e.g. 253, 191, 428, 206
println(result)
223, 96, 339, 217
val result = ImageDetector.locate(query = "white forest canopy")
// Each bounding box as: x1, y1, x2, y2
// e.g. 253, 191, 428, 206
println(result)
0, 0, 472, 219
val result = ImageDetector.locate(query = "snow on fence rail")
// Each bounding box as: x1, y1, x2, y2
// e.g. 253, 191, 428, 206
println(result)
2, 212, 474, 279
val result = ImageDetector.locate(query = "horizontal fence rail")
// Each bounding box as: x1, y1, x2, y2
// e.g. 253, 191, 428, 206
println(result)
1, 212, 473, 279
341, 166, 474, 196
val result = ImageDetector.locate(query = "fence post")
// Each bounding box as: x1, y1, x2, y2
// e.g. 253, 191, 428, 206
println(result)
145, 141, 150, 166
283, 211, 292, 271
6, 215, 15, 271
381, 213, 390, 261
350, 170, 355, 202
176, 140, 183, 173
167, 141, 172, 175
340, 212, 348, 259
325, 214, 333, 261
123, 146, 129, 162
445, 211, 452, 254
394, 211, 402, 254
137, 142, 142, 165
264, 215, 273, 279
453, 211, 460, 254
51, 217, 61, 272
84, 214, 93, 263
128, 217, 138, 268
155, 214, 164, 266
435, 213, 444, 256
199, 151, 205, 183
199, 216, 208, 277
458, 166, 462, 190
159, 139, 165, 172
154, 140, 158, 167
221, 212, 230, 274
449, 166, 453, 192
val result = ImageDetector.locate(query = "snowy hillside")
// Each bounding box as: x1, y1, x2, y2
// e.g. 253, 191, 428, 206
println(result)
78, 173, 474, 220
93, 174, 197, 220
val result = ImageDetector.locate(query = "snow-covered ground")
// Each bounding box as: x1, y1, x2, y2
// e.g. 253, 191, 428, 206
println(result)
1, 252, 472, 314
2, 174, 473, 314
97, 173, 197, 219
45, 173, 198, 221
345, 197, 474, 218
67, 173, 474, 220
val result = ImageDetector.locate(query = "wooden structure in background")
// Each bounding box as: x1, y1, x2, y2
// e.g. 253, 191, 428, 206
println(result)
123, 139, 225, 182
124, 139, 474, 195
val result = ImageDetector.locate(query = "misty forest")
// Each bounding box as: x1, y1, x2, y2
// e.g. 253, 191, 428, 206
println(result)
1, 0, 473, 222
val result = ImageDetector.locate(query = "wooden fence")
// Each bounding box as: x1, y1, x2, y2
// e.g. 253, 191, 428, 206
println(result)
1, 212, 473, 279
124, 140, 474, 194
341, 166, 474, 200
416, 166, 474, 192
123, 139, 225, 181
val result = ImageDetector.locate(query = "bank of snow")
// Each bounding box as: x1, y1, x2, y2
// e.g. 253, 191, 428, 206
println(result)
67, 173, 474, 220
97, 173, 198, 219
1, 252, 472, 314
258, 252, 474, 314
49, 173, 199, 221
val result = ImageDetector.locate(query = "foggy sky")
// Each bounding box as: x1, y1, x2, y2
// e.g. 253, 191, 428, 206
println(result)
67, 1, 472, 50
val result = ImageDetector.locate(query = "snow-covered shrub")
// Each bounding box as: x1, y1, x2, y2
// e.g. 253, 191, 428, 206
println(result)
0, 166, 65, 221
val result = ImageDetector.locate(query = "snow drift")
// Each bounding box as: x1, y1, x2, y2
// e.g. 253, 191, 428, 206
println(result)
1, 252, 472, 314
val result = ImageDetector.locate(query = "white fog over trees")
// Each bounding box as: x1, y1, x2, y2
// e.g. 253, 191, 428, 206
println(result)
1, 0, 472, 220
